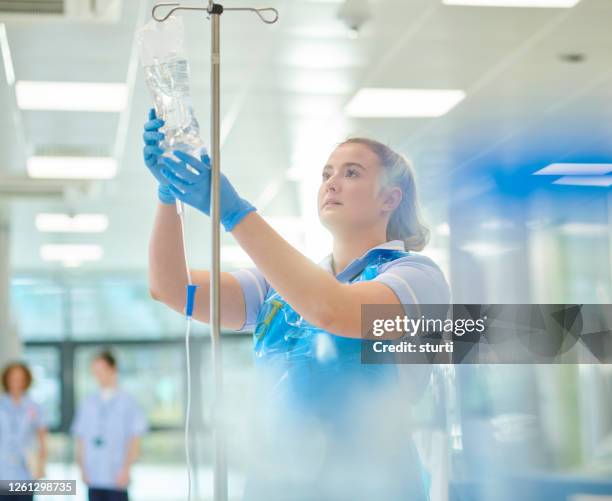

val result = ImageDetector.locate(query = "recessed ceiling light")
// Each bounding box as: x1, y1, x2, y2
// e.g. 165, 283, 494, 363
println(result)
35, 214, 109, 233
534, 163, 612, 176
15, 81, 128, 112
442, 0, 581, 7
553, 175, 612, 187
345, 88, 466, 118
40, 244, 103, 262
27, 156, 117, 179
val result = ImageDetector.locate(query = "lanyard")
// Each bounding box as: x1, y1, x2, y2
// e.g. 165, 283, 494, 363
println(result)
93, 395, 117, 448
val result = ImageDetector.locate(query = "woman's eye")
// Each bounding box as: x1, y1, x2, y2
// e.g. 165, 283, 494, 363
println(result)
346, 168, 358, 177
322, 172, 330, 180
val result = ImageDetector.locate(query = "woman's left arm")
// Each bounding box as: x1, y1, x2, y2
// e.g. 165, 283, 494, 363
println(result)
231, 211, 403, 339
36, 428, 47, 479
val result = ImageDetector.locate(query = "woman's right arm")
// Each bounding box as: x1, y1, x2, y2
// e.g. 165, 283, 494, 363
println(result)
148, 202, 247, 331
143, 109, 246, 331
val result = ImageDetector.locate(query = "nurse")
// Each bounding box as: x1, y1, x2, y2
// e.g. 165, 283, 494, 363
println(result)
72, 351, 148, 501
144, 110, 450, 499
0, 362, 47, 501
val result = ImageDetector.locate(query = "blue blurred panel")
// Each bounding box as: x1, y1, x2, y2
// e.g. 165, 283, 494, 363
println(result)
451, 475, 612, 501
69, 278, 211, 339
11, 279, 64, 340
12, 275, 213, 340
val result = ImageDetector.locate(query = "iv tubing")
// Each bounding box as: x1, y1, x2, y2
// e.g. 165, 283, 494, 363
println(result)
177, 199, 194, 501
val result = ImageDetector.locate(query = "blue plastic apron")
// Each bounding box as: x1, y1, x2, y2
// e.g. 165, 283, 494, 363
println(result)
243, 249, 429, 501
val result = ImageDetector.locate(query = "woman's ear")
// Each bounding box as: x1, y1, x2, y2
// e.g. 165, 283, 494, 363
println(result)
381, 186, 402, 213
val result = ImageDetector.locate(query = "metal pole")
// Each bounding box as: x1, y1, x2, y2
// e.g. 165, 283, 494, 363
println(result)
209, 5, 228, 501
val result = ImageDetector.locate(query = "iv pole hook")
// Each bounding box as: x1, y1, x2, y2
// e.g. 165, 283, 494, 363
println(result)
152, 2, 279, 24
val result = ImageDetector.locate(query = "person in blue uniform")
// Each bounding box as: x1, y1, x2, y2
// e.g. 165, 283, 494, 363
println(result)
71, 351, 148, 501
144, 109, 450, 500
0, 362, 47, 501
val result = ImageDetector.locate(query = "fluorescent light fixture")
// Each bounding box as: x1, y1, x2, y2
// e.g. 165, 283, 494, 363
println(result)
27, 156, 117, 179
35, 214, 109, 233
560, 223, 608, 236
40, 244, 103, 262
534, 163, 612, 176
460, 242, 516, 257
0, 23, 15, 86
553, 175, 612, 187
345, 88, 466, 118
481, 219, 515, 230
63, 260, 83, 268
15, 81, 128, 112
443, 0, 581, 7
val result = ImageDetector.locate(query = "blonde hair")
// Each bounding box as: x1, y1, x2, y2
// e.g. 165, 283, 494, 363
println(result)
339, 138, 430, 251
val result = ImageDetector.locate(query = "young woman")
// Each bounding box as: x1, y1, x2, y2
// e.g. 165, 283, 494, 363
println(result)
144, 109, 450, 500
0, 362, 47, 501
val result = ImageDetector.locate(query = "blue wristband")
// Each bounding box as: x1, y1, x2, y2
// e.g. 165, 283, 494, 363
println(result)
222, 201, 257, 232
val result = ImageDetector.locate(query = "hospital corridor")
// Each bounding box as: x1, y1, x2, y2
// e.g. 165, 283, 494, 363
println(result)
0, 0, 611, 500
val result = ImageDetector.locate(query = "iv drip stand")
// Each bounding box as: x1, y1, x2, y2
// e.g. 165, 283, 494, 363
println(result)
151, 3, 279, 501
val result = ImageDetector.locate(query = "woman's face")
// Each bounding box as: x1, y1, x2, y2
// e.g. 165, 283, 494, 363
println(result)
6, 367, 28, 396
318, 143, 399, 234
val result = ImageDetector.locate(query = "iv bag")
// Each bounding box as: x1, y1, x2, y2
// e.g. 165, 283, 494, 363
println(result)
137, 16, 206, 156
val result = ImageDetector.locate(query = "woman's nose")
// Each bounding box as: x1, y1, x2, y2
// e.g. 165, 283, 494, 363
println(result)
325, 175, 339, 192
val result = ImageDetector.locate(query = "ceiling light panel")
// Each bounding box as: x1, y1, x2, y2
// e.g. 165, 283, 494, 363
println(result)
40, 244, 103, 262
345, 88, 466, 118
35, 214, 109, 233
534, 163, 612, 176
16, 81, 128, 112
442, 0, 581, 7
552, 175, 612, 187
27, 156, 117, 179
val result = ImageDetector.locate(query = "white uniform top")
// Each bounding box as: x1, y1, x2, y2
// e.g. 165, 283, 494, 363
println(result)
71, 389, 148, 490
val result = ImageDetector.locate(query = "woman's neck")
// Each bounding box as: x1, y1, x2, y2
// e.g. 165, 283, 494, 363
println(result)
332, 231, 387, 275
9, 393, 23, 404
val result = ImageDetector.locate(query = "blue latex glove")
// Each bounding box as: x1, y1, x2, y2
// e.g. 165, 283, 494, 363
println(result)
143, 108, 175, 205
160, 150, 256, 232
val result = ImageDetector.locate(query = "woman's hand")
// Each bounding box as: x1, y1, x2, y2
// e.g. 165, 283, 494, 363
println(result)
115, 467, 130, 488
142, 108, 175, 205
160, 150, 256, 232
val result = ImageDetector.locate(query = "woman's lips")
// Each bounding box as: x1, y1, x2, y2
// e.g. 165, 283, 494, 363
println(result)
323, 200, 342, 208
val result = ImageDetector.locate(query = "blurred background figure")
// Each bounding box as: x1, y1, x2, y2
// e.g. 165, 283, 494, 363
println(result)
0, 362, 47, 501
72, 351, 148, 501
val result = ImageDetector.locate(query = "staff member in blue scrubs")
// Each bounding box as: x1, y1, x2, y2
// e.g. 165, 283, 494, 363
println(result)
144, 109, 450, 500
72, 351, 148, 501
0, 362, 47, 501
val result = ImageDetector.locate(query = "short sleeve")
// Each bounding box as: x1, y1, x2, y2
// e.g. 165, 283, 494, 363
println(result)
128, 398, 148, 437
373, 255, 451, 308
228, 267, 270, 332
